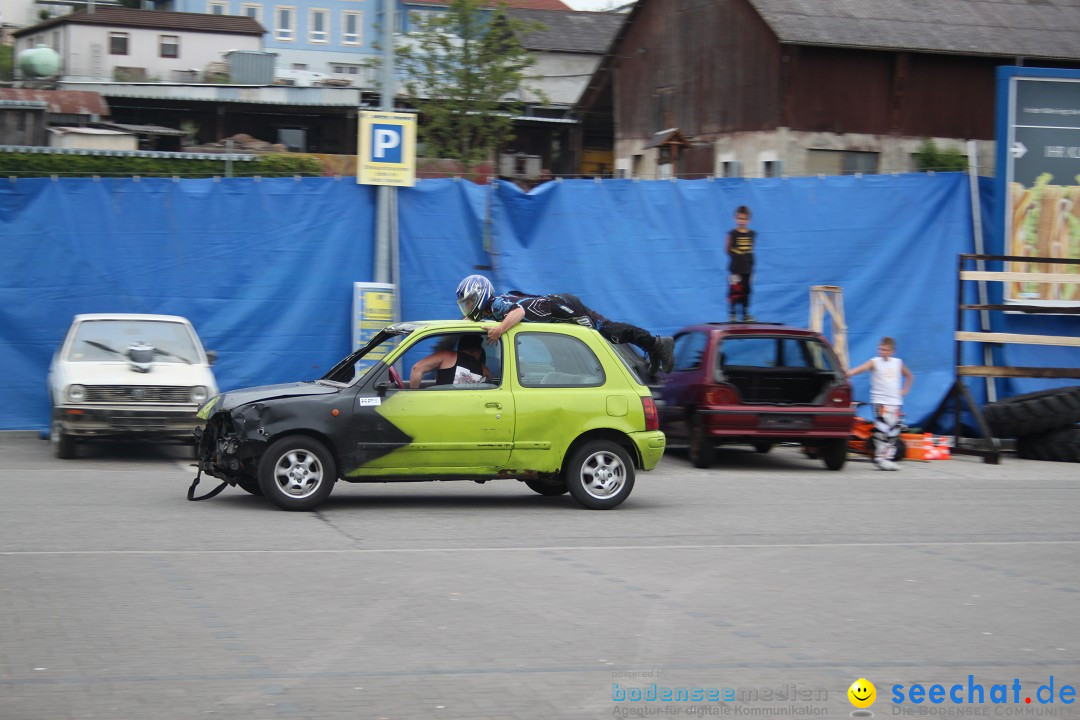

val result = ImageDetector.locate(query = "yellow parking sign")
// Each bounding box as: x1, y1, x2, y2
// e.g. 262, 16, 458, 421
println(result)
358, 111, 416, 187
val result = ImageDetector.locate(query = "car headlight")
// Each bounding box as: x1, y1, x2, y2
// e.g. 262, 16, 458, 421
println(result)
196, 394, 221, 420
190, 385, 210, 404
66, 384, 87, 402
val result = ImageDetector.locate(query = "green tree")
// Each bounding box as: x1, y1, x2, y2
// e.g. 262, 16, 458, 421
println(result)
395, 0, 544, 165
912, 138, 968, 172
0, 45, 14, 82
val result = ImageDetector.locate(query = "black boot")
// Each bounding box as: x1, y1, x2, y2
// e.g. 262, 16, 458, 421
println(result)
649, 336, 675, 374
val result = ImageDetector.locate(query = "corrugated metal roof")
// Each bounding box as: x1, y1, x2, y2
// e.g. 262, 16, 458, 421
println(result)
748, 0, 1080, 60
50, 126, 133, 136
60, 81, 362, 107
0, 100, 49, 109
0, 89, 109, 116
508, 8, 625, 53
0, 144, 255, 160
13, 7, 265, 37
96, 122, 188, 137
404, 0, 572, 10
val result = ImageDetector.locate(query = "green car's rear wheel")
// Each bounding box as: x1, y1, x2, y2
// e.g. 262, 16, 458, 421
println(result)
564, 440, 635, 510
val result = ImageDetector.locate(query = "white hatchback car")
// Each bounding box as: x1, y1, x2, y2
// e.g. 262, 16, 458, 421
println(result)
48, 314, 219, 458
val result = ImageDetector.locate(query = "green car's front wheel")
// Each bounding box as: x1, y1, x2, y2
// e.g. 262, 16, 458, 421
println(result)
258, 436, 336, 511
564, 440, 635, 510
234, 475, 263, 496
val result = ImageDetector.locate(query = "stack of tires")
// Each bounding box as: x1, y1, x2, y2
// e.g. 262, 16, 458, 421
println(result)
982, 387, 1080, 462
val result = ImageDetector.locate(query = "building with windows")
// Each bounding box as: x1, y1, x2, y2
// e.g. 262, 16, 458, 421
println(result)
577, 0, 1080, 179
12, 7, 264, 82
7, 0, 601, 158
155, 0, 570, 86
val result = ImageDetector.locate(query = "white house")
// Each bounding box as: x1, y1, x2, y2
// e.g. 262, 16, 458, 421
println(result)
12, 7, 265, 82
49, 125, 137, 150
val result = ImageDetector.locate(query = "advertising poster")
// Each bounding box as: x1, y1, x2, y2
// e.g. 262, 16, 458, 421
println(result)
997, 68, 1080, 307
352, 283, 396, 372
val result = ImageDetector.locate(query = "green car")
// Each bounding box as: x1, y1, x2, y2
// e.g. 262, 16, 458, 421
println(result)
192, 320, 666, 511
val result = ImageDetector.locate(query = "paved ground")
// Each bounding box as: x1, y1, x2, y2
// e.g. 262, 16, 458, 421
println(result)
1, 432, 1078, 720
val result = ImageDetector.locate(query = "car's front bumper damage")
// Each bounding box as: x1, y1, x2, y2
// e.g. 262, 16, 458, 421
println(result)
54, 404, 199, 441
194, 411, 264, 483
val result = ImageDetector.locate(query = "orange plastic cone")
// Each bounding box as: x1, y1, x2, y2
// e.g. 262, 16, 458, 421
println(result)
923, 433, 939, 460
937, 436, 951, 460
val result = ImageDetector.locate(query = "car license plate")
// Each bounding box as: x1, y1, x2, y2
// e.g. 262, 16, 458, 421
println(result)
758, 415, 812, 430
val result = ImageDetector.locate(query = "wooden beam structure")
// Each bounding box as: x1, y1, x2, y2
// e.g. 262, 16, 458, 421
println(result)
808, 285, 848, 370
932, 253, 1080, 464
960, 270, 1080, 283
958, 366, 1080, 379
955, 331, 1080, 347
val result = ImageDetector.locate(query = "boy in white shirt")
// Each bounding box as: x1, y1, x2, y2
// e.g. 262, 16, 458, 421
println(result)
847, 337, 914, 470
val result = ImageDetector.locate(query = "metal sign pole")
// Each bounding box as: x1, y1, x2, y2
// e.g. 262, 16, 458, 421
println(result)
373, 0, 397, 295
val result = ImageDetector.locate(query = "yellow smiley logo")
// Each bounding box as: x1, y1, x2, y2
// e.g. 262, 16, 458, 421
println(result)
848, 678, 876, 708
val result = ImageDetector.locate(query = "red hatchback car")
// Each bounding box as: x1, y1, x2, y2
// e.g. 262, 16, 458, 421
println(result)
657, 322, 855, 470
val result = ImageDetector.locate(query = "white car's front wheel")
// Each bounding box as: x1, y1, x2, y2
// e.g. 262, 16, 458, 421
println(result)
51, 417, 75, 460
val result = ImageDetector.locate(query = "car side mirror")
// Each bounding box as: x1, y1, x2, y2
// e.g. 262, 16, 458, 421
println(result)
206, 350, 218, 366
375, 382, 390, 396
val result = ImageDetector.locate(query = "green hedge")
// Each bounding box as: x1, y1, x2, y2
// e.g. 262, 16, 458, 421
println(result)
0, 151, 324, 178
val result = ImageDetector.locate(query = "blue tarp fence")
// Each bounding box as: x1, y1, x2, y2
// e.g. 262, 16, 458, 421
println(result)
2, 172, 1077, 431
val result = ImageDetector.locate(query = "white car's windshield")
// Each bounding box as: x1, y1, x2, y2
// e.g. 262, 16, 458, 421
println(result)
66, 320, 200, 364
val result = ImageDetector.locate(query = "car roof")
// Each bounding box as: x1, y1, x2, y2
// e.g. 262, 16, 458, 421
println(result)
386, 319, 601, 338
678, 322, 824, 338
73, 313, 193, 323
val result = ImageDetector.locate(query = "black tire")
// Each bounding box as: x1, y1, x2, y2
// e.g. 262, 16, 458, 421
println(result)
51, 419, 76, 460
821, 439, 847, 471
257, 436, 337, 511
524, 479, 569, 496
564, 440, 635, 510
687, 414, 715, 469
752, 441, 773, 454
982, 387, 1080, 439
1017, 427, 1080, 462
863, 436, 906, 462
235, 476, 264, 496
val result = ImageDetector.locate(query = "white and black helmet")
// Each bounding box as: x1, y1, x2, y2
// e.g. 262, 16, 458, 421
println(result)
456, 274, 494, 321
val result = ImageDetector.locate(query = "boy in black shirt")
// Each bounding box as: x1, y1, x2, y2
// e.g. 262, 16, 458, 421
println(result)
725, 205, 756, 322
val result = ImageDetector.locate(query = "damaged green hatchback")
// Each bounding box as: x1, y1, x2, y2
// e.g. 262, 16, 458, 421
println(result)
191, 320, 666, 511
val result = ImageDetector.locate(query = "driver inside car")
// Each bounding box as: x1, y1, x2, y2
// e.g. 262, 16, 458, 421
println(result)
408, 334, 492, 388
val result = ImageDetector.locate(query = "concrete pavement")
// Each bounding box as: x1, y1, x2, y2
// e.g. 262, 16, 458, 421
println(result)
1, 433, 1078, 720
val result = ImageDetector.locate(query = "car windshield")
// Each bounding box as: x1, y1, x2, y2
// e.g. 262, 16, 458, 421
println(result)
66, 320, 200, 364
318, 327, 411, 386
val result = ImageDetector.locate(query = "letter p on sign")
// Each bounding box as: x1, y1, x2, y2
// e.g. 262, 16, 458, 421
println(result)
371, 124, 402, 163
